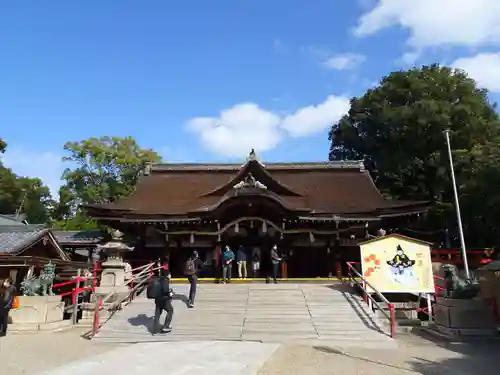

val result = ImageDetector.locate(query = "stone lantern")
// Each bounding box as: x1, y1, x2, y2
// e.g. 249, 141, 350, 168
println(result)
94, 229, 133, 297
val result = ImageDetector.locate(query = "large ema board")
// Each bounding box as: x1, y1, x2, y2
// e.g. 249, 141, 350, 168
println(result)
359, 234, 434, 294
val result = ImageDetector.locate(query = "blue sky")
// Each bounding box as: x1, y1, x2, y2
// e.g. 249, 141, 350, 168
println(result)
1, 0, 500, 195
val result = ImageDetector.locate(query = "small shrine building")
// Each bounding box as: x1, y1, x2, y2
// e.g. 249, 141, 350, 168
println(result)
84, 151, 429, 278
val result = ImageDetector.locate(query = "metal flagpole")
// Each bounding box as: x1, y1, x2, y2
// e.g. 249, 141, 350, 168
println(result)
444, 129, 471, 279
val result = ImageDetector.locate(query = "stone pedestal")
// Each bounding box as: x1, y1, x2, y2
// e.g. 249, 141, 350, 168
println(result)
434, 298, 498, 337
93, 230, 133, 301
92, 261, 130, 305
9, 295, 70, 332
95, 257, 129, 295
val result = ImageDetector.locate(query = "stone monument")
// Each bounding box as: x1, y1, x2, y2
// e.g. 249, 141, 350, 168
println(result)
93, 229, 134, 299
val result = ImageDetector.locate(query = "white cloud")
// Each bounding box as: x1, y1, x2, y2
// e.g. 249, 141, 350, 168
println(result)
281, 96, 351, 137
322, 53, 366, 70
186, 103, 282, 158
1, 148, 64, 197
186, 95, 350, 157
355, 0, 500, 57
302, 46, 365, 70
400, 51, 421, 66
452, 53, 500, 92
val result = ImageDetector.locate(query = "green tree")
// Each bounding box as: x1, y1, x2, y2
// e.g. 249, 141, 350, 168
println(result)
62, 136, 161, 205
0, 165, 20, 214
0, 141, 54, 224
456, 139, 500, 247
0, 138, 6, 154
54, 136, 161, 228
16, 177, 53, 224
0, 168, 53, 224
329, 64, 500, 247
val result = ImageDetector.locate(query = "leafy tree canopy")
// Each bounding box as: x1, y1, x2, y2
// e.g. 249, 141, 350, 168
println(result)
61, 136, 161, 205
0, 142, 53, 224
52, 136, 161, 228
0, 138, 6, 154
329, 64, 500, 247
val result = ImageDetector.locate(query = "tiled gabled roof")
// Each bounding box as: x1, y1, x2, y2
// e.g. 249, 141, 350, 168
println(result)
84, 158, 430, 219
53, 230, 105, 245
0, 226, 69, 260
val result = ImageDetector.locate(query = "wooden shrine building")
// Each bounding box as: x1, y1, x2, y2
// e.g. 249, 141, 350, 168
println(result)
84, 150, 430, 278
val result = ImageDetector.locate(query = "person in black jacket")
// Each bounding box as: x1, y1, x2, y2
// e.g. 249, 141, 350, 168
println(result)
0, 277, 15, 337
153, 273, 174, 335
270, 245, 282, 284
185, 250, 203, 308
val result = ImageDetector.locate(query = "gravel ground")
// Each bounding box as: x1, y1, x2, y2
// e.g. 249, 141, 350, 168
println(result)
0, 329, 124, 375
258, 333, 500, 375
1, 329, 499, 375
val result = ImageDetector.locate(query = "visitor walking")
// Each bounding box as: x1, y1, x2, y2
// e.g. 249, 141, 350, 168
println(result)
236, 245, 248, 279
153, 273, 174, 335
271, 245, 282, 284
252, 246, 261, 278
184, 250, 203, 307
0, 277, 16, 337
221, 246, 235, 283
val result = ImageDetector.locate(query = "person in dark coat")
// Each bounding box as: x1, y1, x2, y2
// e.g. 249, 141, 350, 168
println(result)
221, 246, 235, 283
153, 273, 174, 335
252, 246, 261, 278
0, 277, 16, 337
236, 245, 248, 279
185, 250, 203, 308
270, 245, 282, 284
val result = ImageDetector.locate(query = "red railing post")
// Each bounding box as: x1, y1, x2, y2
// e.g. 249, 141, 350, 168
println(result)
92, 299, 102, 337
362, 280, 369, 305
388, 303, 396, 338
93, 261, 97, 291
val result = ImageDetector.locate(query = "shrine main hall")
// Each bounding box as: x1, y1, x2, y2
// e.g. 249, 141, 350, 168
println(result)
84, 151, 428, 279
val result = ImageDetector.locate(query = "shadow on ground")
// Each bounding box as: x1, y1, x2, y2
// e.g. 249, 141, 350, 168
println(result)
127, 293, 190, 333
326, 283, 386, 335
406, 329, 500, 375
314, 328, 500, 375
172, 293, 190, 307
128, 314, 154, 333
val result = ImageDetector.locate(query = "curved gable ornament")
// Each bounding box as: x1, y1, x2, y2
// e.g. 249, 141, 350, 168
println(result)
245, 148, 265, 166
233, 173, 267, 190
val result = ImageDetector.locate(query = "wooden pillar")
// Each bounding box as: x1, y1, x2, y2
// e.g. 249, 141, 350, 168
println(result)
214, 243, 221, 279
281, 260, 288, 279
333, 235, 342, 280
280, 234, 289, 279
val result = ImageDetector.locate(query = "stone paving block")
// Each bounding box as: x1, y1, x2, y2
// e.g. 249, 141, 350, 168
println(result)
35, 341, 280, 375
95, 284, 395, 349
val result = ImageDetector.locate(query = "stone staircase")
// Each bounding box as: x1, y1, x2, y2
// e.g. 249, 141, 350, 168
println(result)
93, 283, 397, 348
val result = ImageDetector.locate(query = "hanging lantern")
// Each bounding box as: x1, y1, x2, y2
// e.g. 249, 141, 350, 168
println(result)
309, 232, 315, 243
190, 233, 195, 244
234, 222, 239, 233
262, 221, 267, 234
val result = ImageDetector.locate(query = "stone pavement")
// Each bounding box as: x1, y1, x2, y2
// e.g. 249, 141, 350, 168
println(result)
94, 283, 396, 348
35, 341, 280, 375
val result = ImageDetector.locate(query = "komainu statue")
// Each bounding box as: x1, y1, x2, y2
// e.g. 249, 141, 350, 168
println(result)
442, 263, 479, 299
21, 262, 56, 296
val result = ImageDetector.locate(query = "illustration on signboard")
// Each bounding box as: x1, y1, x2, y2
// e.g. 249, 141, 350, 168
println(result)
386, 244, 417, 286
